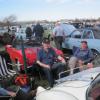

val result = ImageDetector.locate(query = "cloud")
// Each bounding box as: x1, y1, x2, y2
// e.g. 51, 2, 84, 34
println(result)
77, 0, 97, 3
72, 0, 98, 5
84, 0, 95, 2
45, 0, 69, 4
45, 0, 97, 4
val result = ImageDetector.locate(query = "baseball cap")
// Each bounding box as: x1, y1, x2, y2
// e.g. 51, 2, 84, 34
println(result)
42, 38, 50, 44
81, 40, 87, 44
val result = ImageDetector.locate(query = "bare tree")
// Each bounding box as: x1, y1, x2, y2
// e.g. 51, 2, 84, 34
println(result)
3, 15, 17, 26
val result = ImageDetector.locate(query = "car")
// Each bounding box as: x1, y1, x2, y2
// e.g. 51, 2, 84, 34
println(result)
36, 67, 100, 100
62, 28, 100, 56
60, 23, 77, 36
5, 39, 64, 71
15, 27, 26, 40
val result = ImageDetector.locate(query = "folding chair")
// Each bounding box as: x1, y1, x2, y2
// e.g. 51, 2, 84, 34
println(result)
0, 55, 17, 90
0, 55, 16, 77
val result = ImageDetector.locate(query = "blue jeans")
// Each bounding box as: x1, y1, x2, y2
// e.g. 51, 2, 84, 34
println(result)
42, 62, 65, 87
0, 87, 9, 95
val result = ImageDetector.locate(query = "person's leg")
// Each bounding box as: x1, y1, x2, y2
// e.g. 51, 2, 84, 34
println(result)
58, 36, 63, 50
31, 63, 38, 75
68, 56, 78, 75
54, 37, 61, 49
14, 89, 35, 100
14, 89, 28, 100
78, 60, 85, 71
52, 63, 65, 79
42, 68, 54, 87
38, 36, 42, 43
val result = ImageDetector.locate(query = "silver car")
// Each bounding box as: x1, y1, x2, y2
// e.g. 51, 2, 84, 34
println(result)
36, 67, 100, 100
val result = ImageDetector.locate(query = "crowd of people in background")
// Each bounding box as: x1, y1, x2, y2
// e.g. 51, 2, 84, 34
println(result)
25, 22, 44, 41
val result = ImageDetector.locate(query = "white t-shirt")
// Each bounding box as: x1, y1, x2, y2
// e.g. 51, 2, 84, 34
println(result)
53, 25, 64, 36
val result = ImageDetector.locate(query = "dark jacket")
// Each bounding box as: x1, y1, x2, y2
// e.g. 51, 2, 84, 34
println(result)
33, 24, 44, 37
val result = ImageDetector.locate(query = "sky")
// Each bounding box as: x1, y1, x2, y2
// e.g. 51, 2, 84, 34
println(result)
0, 0, 100, 21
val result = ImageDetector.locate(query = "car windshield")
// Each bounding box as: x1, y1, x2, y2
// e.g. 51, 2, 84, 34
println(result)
71, 30, 82, 38
60, 23, 76, 36
93, 29, 100, 39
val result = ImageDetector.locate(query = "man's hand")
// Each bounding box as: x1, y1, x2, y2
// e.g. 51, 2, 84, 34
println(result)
7, 91, 16, 97
58, 56, 66, 64
87, 63, 93, 69
44, 64, 50, 69
37, 60, 50, 69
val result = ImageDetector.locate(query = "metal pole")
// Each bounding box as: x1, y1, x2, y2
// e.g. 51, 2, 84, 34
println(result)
20, 36, 27, 74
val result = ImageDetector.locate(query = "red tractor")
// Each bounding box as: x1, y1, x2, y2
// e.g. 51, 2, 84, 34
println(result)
6, 40, 64, 71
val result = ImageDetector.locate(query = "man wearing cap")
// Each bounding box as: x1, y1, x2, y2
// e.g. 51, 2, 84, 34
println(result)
33, 22, 44, 42
68, 41, 94, 75
36, 38, 66, 87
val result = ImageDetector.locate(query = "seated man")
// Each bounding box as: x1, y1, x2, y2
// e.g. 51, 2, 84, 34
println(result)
0, 87, 16, 97
0, 86, 36, 100
68, 41, 94, 75
36, 38, 66, 87
0, 56, 36, 100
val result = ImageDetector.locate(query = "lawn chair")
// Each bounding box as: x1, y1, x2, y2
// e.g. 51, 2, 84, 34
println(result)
0, 55, 16, 77
0, 54, 17, 91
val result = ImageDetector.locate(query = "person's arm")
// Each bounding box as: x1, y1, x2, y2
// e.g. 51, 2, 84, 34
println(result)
7, 91, 16, 97
51, 47, 66, 64
83, 49, 94, 64
73, 47, 80, 57
36, 49, 50, 69
0, 87, 9, 95
36, 60, 50, 69
52, 28, 57, 37
57, 55, 66, 64
41, 26, 44, 33
0, 87, 16, 97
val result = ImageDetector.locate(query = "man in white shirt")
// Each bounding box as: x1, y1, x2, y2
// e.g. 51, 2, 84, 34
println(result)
52, 22, 65, 50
